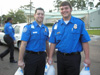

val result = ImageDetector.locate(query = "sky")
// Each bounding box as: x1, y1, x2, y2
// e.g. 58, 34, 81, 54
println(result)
0, 0, 99, 16
0, 0, 55, 16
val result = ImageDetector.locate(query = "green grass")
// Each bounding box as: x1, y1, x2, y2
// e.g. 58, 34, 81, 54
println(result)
87, 30, 100, 35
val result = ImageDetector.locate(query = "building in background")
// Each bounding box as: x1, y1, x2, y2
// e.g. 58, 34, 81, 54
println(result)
23, 9, 100, 28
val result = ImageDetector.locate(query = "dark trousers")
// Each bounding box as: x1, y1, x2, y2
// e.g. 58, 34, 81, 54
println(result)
0, 35, 14, 61
24, 52, 46, 75
57, 51, 81, 75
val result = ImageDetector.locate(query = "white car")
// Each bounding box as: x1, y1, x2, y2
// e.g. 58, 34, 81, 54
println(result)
0, 23, 52, 49
0, 23, 27, 48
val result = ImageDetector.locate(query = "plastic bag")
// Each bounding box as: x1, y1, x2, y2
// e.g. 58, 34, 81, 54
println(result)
47, 65, 55, 75
44, 63, 50, 75
80, 63, 90, 75
44, 63, 55, 75
14, 67, 23, 75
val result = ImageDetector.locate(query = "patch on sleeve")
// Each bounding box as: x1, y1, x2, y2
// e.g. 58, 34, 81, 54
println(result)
23, 27, 27, 32
9, 26, 12, 29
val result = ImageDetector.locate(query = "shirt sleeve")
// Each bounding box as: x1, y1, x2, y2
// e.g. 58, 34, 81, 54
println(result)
49, 26, 56, 44
46, 27, 49, 41
8, 25, 15, 40
80, 22, 91, 43
21, 26, 31, 41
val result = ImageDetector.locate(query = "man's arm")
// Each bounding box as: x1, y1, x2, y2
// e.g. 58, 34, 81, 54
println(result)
48, 43, 56, 65
18, 41, 27, 69
46, 41, 49, 57
82, 42, 91, 66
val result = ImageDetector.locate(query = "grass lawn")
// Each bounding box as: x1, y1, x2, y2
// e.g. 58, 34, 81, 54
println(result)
87, 30, 100, 35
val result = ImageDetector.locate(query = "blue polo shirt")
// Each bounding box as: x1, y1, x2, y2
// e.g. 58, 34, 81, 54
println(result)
4, 22, 15, 40
21, 21, 49, 52
49, 16, 91, 53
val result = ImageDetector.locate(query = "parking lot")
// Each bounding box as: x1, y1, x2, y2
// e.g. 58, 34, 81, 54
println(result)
0, 35, 100, 75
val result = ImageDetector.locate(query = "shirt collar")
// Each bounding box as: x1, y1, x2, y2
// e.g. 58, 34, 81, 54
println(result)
60, 16, 75, 25
69, 16, 75, 24
33, 21, 45, 28
7, 22, 12, 25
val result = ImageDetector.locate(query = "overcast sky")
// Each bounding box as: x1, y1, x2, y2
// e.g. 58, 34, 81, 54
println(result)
0, 0, 55, 16
0, 0, 99, 16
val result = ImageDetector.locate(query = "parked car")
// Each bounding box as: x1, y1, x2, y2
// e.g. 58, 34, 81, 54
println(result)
0, 23, 27, 48
0, 23, 52, 49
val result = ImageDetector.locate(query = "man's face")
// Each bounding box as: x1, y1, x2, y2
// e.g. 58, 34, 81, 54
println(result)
34, 10, 44, 24
10, 20, 13, 23
60, 5, 72, 19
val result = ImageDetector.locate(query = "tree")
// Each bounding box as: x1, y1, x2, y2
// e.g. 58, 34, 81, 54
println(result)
0, 15, 8, 25
95, 1, 100, 7
53, 0, 62, 11
20, 2, 35, 10
53, 0, 86, 11
76, 0, 86, 10
7, 9, 26, 24
49, 10, 52, 12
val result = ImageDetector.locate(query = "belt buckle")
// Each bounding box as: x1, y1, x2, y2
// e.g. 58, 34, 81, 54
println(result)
38, 52, 39, 54
64, 53, 66, 55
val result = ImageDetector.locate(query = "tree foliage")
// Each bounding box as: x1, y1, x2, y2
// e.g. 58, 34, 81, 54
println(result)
54, 0, 90, 11
95, 1, 100, 7
20, 2, 35, 10
7, 9, 26, 24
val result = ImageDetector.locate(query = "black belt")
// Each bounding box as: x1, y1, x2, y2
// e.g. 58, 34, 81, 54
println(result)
26, 50, 45, 54
58, 51, 80, 56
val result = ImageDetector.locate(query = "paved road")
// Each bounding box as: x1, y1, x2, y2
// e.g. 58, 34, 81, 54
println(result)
0, 35, 100, 75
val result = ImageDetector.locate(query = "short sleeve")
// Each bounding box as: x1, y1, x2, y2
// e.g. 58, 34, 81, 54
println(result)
80, 22, 91, 42
21, 26, 31, 41
46, 27, 49, 41
49, 26, 56, 44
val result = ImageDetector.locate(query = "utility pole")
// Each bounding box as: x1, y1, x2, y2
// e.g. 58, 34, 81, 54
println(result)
30, 0, 31, 23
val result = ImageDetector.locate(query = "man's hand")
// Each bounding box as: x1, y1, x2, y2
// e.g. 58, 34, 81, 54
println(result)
47, 57, 53, 65
84, 58, 91, 67
18, 60, 25, 69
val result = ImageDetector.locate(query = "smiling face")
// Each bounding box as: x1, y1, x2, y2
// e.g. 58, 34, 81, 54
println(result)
34, 10, 44, 24
60, 5, 72, 20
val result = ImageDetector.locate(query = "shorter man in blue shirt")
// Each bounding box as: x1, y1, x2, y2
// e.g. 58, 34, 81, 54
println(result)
48, 1, 91, 75
18, 8, 49, 75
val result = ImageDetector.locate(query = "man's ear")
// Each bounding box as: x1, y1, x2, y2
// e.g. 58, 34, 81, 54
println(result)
71, 8, 72, 12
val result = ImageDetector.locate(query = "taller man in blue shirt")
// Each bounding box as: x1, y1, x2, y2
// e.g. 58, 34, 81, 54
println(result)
48, 1, 91, 75
18, 8, 49, 75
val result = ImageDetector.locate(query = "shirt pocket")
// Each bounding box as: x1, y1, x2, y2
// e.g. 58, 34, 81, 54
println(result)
43, 32, 48, 40
71, 29, 80, 40
31, 31, 39, 39
55, 32, 62, 43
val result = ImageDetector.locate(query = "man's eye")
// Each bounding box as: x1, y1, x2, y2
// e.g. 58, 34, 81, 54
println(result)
61, 8, 63, 10
65, 7, 68, 10
37, 13, 40, 15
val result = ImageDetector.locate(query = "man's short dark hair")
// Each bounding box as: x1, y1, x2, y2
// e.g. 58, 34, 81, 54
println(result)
60, 1, 72, 9
35, 8, 44, 14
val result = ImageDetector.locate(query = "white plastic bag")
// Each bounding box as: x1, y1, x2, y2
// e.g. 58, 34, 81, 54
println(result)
47, 65, 55, 75
80, 63, 90, 75
44, 63, 50, 75
44, 63, 55, 75
14, 67, 23, 75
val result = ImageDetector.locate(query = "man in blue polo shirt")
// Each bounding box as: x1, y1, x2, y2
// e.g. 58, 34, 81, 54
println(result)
18, 8, 49, 75
48, 1, 91, 75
